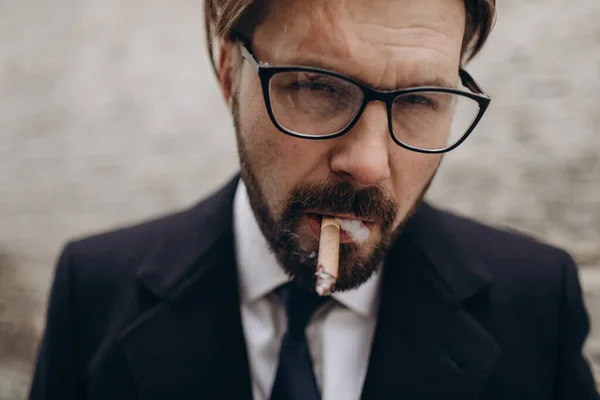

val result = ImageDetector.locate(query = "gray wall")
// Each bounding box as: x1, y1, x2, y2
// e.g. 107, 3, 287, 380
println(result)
1, 0, 599, 398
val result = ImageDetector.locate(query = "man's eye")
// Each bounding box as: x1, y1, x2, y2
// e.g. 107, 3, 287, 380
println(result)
402, 94, 437, 108
295, 81, 337, 93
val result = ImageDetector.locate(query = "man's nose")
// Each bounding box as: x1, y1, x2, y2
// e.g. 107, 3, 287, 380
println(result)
329, 102, 392, 188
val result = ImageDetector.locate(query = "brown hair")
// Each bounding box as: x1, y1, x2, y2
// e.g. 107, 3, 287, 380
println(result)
204, 0, 496, 76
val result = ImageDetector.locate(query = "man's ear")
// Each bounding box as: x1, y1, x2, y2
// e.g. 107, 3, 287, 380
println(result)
218, 40, 238, 108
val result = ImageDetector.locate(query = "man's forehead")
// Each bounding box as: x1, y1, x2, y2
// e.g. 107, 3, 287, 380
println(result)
261, 0, 465, 43
254, 0, 463, 89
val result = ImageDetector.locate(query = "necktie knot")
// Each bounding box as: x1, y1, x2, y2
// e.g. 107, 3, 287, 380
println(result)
276, 282, 328, 340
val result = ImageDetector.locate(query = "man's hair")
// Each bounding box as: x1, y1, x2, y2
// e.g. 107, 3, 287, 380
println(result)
204, 0, 497, 76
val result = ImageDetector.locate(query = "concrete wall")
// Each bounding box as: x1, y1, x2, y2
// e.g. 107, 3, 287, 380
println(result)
1, 0, 599, 398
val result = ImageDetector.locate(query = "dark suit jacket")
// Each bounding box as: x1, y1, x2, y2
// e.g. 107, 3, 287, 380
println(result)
29, 176, 599, 399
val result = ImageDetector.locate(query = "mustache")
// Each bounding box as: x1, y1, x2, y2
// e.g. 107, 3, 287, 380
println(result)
283, 180, 399, 230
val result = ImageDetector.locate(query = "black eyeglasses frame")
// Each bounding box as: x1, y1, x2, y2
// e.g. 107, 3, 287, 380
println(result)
236, 37, 491, 154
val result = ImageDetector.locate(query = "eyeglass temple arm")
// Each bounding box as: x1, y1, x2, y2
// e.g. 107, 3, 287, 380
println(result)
235, 35, 261, 72
459, 69, 488, 97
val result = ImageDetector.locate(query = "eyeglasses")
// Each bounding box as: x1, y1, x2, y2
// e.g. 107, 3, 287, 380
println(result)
236, 37, 491, 154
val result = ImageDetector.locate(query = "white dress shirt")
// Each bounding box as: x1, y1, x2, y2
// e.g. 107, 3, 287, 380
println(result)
233, 180, 381, 400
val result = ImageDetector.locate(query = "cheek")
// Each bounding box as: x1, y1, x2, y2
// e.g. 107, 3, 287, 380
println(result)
390, 151, 441, 214
236, 71, 268, 145
236, 71, 322, 215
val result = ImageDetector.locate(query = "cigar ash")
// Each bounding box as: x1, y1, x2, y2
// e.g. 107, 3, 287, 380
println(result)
315, 267, 336, 296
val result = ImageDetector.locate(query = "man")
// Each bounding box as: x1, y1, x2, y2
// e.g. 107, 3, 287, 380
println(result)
29, 0, 598, 398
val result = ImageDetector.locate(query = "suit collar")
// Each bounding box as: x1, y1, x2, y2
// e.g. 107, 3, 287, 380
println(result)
118, 174, 253, 400
402, 202, 493, 304
135, 174, 240, 300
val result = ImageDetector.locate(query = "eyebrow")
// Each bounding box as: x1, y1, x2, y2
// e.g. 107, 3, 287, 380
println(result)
412, 78, 457, 89
280, 56, 457, 90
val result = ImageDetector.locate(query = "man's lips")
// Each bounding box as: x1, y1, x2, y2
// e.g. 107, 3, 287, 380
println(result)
305, 213, 374, 244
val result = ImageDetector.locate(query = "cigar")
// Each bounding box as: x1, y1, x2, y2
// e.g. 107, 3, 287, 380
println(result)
315, 217, 341, 296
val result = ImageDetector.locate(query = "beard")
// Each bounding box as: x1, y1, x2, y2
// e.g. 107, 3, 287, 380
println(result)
232, 94, 436, 292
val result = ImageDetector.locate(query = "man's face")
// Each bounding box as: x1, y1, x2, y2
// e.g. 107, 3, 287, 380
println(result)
222, 0, 465, 291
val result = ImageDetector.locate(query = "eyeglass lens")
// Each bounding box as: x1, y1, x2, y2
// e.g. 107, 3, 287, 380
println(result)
268, 70, 480, 151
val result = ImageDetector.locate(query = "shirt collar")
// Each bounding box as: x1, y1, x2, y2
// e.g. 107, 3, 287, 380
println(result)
233, 179, 381, 317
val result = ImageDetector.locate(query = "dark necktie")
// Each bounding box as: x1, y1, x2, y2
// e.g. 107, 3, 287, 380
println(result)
270, 282, 329, 400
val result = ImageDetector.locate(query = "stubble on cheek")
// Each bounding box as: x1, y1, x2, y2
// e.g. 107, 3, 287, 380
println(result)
388, 152, 442, 231
236, 109, 289, 219
251, 136, 288, 213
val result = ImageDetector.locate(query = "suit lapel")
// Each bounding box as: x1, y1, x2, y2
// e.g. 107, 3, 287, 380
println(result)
361, 204, 501, 400
117, 176, 253, 400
